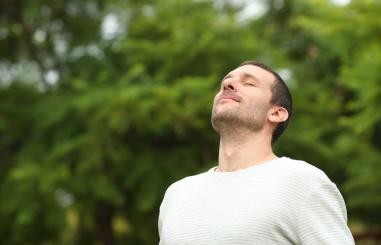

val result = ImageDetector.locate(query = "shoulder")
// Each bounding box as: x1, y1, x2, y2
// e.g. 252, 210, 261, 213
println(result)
276, 157, 334, 192
162, 171, 209, 198
279, 157, 331, 179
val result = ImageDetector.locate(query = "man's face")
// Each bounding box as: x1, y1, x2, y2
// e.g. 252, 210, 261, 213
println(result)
211, 65, 275, 133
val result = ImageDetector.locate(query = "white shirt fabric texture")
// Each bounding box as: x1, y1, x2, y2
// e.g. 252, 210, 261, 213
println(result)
158, 157, 355, 245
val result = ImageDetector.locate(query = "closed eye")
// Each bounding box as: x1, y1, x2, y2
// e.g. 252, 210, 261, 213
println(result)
244, 83, 256, 87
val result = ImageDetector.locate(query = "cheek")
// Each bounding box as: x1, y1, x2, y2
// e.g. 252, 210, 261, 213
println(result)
246, 96, 271, 113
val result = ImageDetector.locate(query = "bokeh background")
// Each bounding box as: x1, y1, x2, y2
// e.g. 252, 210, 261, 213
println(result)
1, 0, 380, 244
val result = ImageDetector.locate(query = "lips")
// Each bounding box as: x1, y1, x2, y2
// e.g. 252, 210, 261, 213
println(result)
218, 93, 241, 103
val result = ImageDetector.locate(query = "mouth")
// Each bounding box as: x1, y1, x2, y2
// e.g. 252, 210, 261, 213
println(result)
219, 98, 237, 103
218, 94, 241, 103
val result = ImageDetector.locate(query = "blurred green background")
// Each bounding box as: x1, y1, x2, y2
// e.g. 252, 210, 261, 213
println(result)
0, 0, 380, 244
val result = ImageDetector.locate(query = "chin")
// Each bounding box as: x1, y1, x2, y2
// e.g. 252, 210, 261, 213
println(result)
211, 111, 239, 125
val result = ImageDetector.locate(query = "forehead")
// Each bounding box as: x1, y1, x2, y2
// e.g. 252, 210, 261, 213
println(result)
229, 65, 276, 87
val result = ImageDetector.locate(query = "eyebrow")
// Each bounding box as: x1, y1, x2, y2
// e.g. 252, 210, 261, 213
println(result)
223, 72, 262, 83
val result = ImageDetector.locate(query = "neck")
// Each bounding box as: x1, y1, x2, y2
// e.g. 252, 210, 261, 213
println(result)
216, 129, 277, 172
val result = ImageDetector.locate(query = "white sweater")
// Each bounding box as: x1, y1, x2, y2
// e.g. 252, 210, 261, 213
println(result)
158, 157, 354, 245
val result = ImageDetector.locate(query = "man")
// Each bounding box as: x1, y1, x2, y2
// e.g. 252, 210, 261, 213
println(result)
158, 61, 355, 244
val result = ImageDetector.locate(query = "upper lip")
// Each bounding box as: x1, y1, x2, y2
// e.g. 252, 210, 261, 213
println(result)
218, 93, 241, 102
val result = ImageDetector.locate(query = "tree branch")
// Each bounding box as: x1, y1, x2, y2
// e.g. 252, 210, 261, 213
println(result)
8, 0, 52, 89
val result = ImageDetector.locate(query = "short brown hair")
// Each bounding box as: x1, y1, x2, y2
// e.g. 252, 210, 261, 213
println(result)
239, 60, 292, 144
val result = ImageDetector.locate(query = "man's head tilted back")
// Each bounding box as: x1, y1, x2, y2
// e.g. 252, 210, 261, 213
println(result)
160, 63, 354, 245
211, 60, 292, 144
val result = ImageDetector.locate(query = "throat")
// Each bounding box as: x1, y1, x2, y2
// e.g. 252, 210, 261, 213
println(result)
217, 132, 276, 172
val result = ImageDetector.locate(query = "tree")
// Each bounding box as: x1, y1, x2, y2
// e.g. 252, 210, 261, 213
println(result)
0, 0, 380, 244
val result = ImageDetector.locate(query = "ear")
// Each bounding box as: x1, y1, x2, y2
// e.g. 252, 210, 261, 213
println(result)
268, 106, 288, 124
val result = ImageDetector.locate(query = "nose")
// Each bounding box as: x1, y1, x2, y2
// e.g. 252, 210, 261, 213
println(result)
222, 78, 236, 92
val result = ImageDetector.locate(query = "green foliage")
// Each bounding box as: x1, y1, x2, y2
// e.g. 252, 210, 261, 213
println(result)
0, 0, 380, 244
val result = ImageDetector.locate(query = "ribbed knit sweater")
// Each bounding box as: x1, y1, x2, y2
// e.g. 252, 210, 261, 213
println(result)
158, 157, 354, 245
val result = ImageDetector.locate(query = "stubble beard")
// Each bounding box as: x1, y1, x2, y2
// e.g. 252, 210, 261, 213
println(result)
211, 106, 265, 136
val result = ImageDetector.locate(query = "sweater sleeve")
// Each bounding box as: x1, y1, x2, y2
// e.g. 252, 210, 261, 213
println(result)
158, 183, 176, 244
158, 189, 169, 241
297, 183, 355, 245
158, 203, 163, 240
